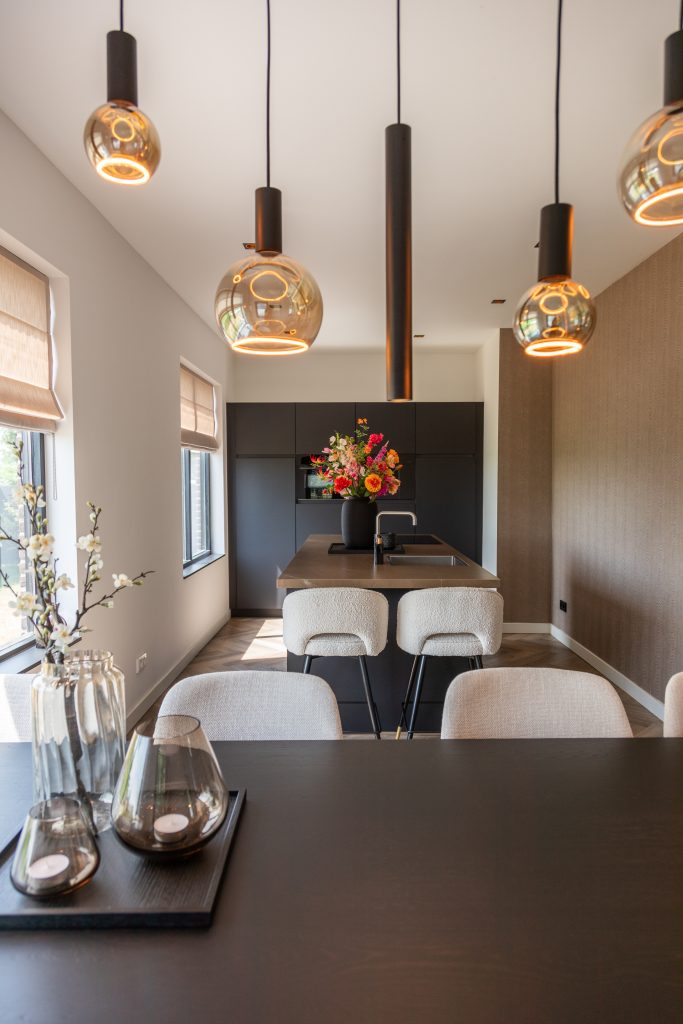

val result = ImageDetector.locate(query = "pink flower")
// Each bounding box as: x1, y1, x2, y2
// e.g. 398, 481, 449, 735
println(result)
368, 433, 383, 446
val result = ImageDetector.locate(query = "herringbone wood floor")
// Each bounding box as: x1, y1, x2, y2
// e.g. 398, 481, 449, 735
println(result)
150, 618, 662, 738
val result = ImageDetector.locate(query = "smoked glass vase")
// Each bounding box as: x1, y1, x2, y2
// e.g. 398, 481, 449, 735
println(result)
111, 715, 229, 858
10, 796, 99, 899
31, 652, 126, 834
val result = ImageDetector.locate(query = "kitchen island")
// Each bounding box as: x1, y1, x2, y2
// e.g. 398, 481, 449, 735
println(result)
278, 534, 500, 733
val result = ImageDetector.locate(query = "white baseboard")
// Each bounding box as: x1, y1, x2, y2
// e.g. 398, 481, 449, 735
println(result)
126, 610, 232, 729
503, 622, 551, 634
550, 624, 664, 721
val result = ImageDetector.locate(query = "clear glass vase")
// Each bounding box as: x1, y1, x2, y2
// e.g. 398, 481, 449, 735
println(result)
31, 651, 126, 833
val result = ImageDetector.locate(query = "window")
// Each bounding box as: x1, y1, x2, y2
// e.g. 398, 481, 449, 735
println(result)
0, 246, 62, 431
182, 448, 211, 568
180, 365, 218, 572
0, 427, 45, 657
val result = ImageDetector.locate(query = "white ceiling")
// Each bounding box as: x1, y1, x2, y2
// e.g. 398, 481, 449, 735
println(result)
0, 0, 680, 351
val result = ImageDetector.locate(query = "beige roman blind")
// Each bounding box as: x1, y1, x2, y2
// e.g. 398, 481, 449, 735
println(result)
180, 365, 218, 451
0, 247, 63, 433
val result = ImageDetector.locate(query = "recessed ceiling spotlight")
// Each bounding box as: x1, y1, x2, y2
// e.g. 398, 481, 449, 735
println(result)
242, 242, 256, 250
491, 299, 506, 305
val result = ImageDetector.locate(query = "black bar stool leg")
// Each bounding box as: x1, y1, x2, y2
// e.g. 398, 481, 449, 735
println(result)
407, 655, 427, 739
396, 655, 420, 738
302, 655, 314, 674
358, 656, 381, 739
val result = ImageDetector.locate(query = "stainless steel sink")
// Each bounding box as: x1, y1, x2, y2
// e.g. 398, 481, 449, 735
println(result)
385, 553, 468, 567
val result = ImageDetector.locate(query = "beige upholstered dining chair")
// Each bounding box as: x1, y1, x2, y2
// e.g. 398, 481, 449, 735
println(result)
441, 667, 633, 739
159, 669, 343, 740
664, 673, 683, 737
0, 674, 34, 742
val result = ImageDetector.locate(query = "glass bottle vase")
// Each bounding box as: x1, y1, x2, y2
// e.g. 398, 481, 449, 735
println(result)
31, 651, 126, 833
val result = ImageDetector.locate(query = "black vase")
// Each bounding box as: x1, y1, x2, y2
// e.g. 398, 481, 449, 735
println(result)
341, 497, 376, 549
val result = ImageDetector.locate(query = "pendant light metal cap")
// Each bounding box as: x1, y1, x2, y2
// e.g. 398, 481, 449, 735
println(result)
664, 28, 683, 106
107, 30, 138, 106
255, 187, 283, 257
538, 202, 573, 281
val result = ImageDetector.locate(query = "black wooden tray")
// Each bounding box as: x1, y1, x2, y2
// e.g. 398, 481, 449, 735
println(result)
0, 789, 245, 930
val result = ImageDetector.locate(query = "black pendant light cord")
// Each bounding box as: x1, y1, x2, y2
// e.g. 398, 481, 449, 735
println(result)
554, 0, 563, 204
266, 0, 272, 187
119, 0, 124, 32
396, 0, 402, 123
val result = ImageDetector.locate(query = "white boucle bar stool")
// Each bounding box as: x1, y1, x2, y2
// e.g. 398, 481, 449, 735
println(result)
396, 587, 504, 738
282, 588, 389, 738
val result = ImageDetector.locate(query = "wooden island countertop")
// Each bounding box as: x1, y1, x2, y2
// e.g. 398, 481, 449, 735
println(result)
277, 534, 500, 591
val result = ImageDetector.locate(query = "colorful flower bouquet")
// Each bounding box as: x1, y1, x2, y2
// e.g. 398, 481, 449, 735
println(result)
313, 419, 402, 501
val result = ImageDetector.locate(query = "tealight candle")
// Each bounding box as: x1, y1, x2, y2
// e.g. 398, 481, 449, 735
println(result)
153, 813, 190, 844
26, 853, 71, 892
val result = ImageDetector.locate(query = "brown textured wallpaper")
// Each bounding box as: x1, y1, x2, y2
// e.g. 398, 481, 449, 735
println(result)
552, 233, 683, 701
497, 328, 553, 622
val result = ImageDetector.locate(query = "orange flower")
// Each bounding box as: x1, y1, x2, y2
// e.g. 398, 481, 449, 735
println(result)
364, 473, 382, 494
334, 476, 352, 493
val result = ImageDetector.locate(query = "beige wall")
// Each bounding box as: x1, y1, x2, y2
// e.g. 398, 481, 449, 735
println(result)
229, 347, 483, 403
0, 110, 231, 721
496, 329, 553, 623
498, 234, 683, 701
552, 233, 683, 702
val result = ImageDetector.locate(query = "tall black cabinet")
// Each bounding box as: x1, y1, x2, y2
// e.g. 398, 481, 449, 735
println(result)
228, 401, 483, 615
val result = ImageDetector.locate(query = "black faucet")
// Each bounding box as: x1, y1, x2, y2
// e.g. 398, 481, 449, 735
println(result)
374, 510, 418, 566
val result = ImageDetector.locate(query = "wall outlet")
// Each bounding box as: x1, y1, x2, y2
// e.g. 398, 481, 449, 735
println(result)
136, 652, 148, 674
559, 600, 567, 613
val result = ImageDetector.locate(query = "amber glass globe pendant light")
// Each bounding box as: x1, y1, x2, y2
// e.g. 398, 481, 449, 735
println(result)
84, 1, 160, 185
215, 0, 322, 356
513, 0, 595, 357
619, 6, 683, 225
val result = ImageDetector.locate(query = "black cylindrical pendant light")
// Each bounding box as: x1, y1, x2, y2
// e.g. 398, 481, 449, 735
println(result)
386, 0, 413, 402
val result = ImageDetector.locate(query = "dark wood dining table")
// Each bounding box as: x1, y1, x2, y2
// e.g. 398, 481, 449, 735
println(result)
1, 738, 682, 1023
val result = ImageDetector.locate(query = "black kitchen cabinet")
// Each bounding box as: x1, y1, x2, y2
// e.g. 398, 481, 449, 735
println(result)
233, 457, 295, 613
228, 401, 484, 614
295, 403, 355, 454
416, 403, 479, 455
231, 403, 295, 455
354, 402, 416, 453
416, 455, 481, 561
295, 501, 343, 548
